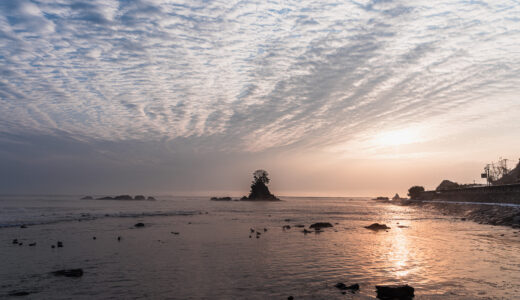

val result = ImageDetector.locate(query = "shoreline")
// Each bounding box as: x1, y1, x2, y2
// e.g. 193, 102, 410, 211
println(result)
396, 198, 520, 228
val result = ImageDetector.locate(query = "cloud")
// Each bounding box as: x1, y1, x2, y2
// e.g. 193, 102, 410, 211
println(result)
0, 0, 519, 193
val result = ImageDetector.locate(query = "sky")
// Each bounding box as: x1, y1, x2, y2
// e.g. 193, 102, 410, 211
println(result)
0, 0, 519, 197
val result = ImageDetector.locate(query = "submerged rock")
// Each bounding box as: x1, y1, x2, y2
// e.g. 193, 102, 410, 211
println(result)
113, 195, 133, 200
309, 222, 333, 230
147, 196, 156, 201
8, 291, 31, 296
376, 285, 414, 299
210, 196, 232, 201
364, 223, 391, 231
335, 283, 360, 291
134, 195, 146, 200
134, 222, 145, 228
12, 239, 18, 244
52, 268, 84, 277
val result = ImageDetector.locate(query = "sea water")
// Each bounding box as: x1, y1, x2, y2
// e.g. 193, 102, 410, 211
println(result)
1, 196, 520, 299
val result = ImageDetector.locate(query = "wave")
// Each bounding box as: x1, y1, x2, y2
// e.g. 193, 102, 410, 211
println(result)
0, 210, 201, 229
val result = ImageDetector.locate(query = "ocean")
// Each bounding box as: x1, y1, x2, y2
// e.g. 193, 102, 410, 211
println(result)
1, 195, 520, 299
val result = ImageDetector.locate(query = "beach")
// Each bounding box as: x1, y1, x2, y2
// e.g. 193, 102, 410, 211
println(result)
2, 196, 520, 299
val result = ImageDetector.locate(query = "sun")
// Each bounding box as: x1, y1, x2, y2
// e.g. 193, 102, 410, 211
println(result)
373, 128, 420, 147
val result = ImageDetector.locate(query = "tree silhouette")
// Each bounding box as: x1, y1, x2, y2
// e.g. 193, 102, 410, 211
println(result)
253, 169, 270, 185
408, 186, 425, 200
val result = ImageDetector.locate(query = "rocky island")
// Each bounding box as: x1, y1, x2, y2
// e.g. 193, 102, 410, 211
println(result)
241, 169, 280, 201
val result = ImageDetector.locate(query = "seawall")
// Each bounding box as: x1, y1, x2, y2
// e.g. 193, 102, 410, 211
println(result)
419, 183, 520, 204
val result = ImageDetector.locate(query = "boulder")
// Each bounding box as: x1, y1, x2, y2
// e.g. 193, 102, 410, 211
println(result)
134, 195, 146, 200
309, 222, 333, 230
147, 196, 156, 201
376, 285, 414, 299
364, 223, 390, 231
335, 283, 360, 291
51, 268, 84, 277
114, 195, 133, 200
134, 222, 145, 228
210, 197, 232, 201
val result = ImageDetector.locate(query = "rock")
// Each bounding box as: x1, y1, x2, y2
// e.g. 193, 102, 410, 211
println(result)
288, 296, 294, 300
283, 225, 291, 230
263, 228, 268, 232
52, 268, 84, 278
81, 196, 93, 200
57, 241, 63, 248
171, 232, 179, 235
461, 218, 466, 221
51, 245, 55, 248
147, 196, 156, 201
210, 196, 232, 201
250, 228, 255, 233
117, 236, 121, 241
134, 195, 146, 200
114, 195, 133, 200
28, 242, 36, 246
303, 229, 312, 234
284, 218, 291, 222
335, 283, 359, 291
364, 223, 391, 231
18, 243, 23, 246
134, 223, 145, 228
241, 170, 280, 201
8, 291, 31, 296
309, 222, 333, 230
397, 225, 409, 228
92, 237, 96, 240
20, 225, 27, 228
12, 239, 18, 244
96, 196, 114, 200
375, 285, 414, 299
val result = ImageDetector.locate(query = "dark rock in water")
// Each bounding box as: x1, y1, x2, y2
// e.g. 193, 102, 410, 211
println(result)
335, 283, 359, 291
241, 170, 280, 201
147, 196, 156, 200
303, 229, 312, 234
52, 268, 84, 277
57, 241, 63, 248
81, 196, 93, 200
263, 228, 268, 232
92, 237, 96, 240
284, 218, 291, 222
310, 222, 333, 230
8, 291, 31, 296
376, 285, 414, 299
20, 225, 27, 228
461, 218, 466, 221
365, 223, 391, 231
283, 225, 291, 230
96, 196, 114, 200
287, 296, 294, 300
51, 245, 55, 248
210, 196, 232, 201
12, 239, 18, 244
134, 195, 146, 200
117, 236, 121, 241
171, 232, 179, 235
28, 242, 36, 246
114, 195, 133, 200
250, 228, 255, 233
134, 222, 145, 228
18, 243, 23, 246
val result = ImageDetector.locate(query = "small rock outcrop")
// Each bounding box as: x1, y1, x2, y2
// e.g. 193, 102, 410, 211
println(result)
134, 195, 146, 200
51, 268, 84, 277
309, 222, 333, 230
210, 197, 232, 201
364, 223, 390, 231
147, 196, 156, 201
241, 170, 280, 201
335, 283, 359, 291
134, 223, 145, 228
375, 285, 414, 299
